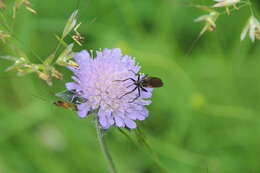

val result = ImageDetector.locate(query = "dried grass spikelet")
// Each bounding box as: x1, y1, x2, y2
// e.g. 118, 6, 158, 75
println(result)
194, 11, 219, 36
1, 55, 63, 85
240, 16, 260, 42
37, 71, 51, 85
0, 30, 10, 42
72, 23, 84, 46
62, 10, 78, 39
255, 28, 260, 40
51, 68, 63, 80
55, 43, 79, 69
4, 57, 29, 72
38, 65, 63, 85
12, 0, 37, 18
212, 0, 240, 15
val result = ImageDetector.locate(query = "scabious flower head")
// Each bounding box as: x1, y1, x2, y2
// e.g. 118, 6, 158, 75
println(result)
66, 48, 153, 129
213, 0, 240, 8
240, 16, 260, 42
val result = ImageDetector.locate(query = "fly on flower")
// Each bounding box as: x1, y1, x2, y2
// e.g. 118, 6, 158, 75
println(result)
54, 89, 87, 111
114, 70, 163, 103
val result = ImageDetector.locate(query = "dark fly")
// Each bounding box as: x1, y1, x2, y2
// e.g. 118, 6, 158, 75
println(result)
114, 71, 163, 103
54, 89, 87, 110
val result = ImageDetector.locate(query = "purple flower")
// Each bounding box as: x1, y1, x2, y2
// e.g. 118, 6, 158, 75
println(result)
66, 48, 153, 129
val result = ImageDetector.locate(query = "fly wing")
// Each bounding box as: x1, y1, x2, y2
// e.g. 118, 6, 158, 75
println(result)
150, 77, 163, 88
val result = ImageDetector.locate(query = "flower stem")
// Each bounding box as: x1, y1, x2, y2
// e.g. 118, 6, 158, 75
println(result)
95, 116, 118, 173
247, 0, 255, 16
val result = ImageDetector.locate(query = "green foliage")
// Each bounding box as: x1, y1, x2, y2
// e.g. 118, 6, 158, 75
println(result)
0, 0, 260, 173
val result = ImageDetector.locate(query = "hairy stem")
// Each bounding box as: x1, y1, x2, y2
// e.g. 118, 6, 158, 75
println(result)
95, 116, 118, 173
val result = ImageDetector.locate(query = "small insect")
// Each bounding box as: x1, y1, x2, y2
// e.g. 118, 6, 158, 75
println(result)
54, 89, 87, 111
31, 93, 78, 111
114, 70, 163, 103
53, 101, 77, 111
55, 89, 87, 105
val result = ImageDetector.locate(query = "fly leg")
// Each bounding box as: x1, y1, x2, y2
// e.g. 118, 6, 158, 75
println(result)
119, 86, 138, 99
113, 78, 136, 83
129, 87, 141, 103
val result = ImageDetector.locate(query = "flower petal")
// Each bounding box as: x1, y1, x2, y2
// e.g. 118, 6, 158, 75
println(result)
77, 103, 90, 118
114, 116, 125, 127
74, 50, 91, 67
98, 109, 111, 129
66, 82, 80, 91
124, 118, 137, 129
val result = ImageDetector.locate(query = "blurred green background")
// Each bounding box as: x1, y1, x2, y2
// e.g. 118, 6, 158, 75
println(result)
1, 0, 260, 172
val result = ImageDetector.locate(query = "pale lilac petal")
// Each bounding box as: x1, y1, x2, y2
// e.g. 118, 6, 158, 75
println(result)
74, 50, 91, 67
77, 103, 90, 118
108, 115, 115, 126
66, 82, 80, 91
141, 88, 153, 98
99, 116, 109, 129
98, 110, 111, 129
139, 108, 149, 119
111, 48, 122, 57
114, 116, 125, 127
124, 118, 137, 129
127, 112, 138, 120
135, 100, 152, 106
127, 108, 148, 121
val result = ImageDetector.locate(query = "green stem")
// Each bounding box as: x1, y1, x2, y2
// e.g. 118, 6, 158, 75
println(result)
219, 3, 248, 16
95, 116, 118, 173
247, 0, 255, 15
